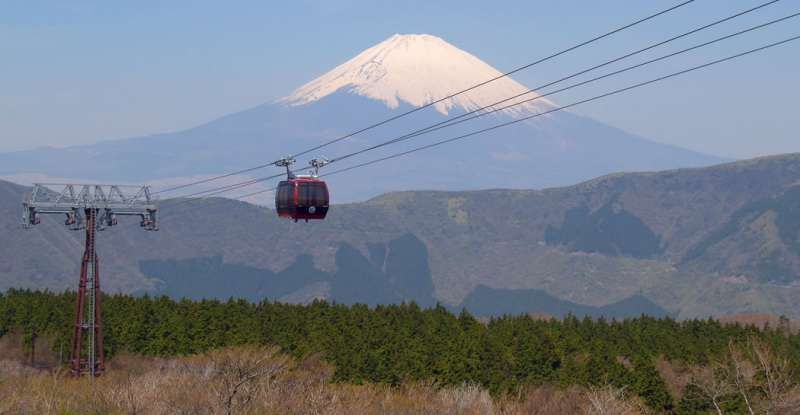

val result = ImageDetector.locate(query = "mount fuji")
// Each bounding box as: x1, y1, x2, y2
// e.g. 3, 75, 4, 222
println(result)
0, 34, 723, 202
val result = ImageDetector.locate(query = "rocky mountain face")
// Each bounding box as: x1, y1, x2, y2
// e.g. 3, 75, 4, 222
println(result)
1, 153, 799, 318
0, 34, 722, 202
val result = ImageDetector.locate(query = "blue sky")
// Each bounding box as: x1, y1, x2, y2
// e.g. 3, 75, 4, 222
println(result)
1, 0, 798, 159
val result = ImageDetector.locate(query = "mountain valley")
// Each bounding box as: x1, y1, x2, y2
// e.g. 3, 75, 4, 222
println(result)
2, 153, 798, 318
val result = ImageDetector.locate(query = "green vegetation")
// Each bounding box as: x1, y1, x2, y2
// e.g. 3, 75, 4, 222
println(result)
1, 289, 799, 412
683, 186, 800, 283
774, 187, 800, 254
545, 202, 663, 258
4, 154, 800, 321
458, 285, 668, 318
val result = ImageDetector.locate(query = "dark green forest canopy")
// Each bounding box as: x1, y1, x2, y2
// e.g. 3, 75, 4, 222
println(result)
1, 289, 798, 411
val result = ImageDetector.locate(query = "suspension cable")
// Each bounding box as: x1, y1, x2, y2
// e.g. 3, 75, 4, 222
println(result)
151, 0, 697, 196
162, 29, 798, 220
217, 35, 799, 206
329, 1, 788, 165
163, 10, 798, 203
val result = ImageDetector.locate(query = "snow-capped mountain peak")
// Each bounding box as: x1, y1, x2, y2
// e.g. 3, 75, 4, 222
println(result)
280, 34, 554, 117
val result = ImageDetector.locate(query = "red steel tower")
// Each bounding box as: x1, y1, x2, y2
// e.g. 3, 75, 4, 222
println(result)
23, 184, 158, 376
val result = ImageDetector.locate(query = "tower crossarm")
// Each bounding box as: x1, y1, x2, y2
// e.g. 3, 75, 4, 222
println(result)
23, 183, 158, 230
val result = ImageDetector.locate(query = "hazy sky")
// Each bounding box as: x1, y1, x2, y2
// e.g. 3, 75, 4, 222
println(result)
1, 0, 798, 159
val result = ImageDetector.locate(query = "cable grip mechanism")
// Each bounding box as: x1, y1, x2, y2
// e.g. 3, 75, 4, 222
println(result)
309, 158, 329, 177
276, 156, 296, 179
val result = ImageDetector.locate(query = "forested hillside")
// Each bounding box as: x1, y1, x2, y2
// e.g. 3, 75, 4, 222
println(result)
1, 290, 799, 412
2, 153, 800, 318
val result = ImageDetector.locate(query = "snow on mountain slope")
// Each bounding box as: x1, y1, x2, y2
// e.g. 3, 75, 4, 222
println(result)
280, 34, 555, 117
0, 33, 725, 202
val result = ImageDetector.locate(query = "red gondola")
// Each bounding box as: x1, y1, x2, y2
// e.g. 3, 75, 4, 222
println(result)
275, 157, 330, 222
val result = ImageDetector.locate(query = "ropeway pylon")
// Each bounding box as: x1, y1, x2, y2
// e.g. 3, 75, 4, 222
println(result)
22, 183, 157, 376
71, 208, 104, 376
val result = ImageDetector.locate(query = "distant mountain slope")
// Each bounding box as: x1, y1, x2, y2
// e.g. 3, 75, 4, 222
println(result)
1, 154, 799, 318
143, 234, 436, 308
459, 286, 668, 318
682, 186, 800, 283
141, 252, 667, 319
0, 34, 722, 202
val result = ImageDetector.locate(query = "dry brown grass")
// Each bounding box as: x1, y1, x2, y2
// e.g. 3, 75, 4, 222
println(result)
0, 346, 647, 415
584, 385, 651, 415
2, 336, 797, 414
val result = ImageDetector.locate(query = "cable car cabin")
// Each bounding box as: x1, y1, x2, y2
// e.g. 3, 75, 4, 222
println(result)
275, 177, 329, 222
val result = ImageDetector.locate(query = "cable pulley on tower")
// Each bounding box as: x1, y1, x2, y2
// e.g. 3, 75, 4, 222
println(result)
23, 184, 159, 231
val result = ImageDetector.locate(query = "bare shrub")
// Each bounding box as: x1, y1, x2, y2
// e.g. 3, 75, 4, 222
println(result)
0, 373, 23, 414
497, 385, 585, 415
584, 385, 648, 415
207, 345, 289, 415
0, 359, 41, 377
0, 341, 794, 415
687, 337, 800, 415
749, 338, 800, 414
436, 383, 495, 415
655, 358, 691, 401
104, 371, 182, 415
0, 333, 27, 363
688, 363, 734, 415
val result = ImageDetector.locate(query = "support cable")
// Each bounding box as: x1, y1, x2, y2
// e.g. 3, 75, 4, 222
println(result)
163, 11, 798, 204
329, 2, 790, 165
319, 36, 800, 180
228, 35, 800, 203
151, 0, 696, 196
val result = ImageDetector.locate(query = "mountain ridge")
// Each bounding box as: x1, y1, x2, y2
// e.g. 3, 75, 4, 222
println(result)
0, 33, 723, 202
1, 153, 799, 318
280, 33, 555, 116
